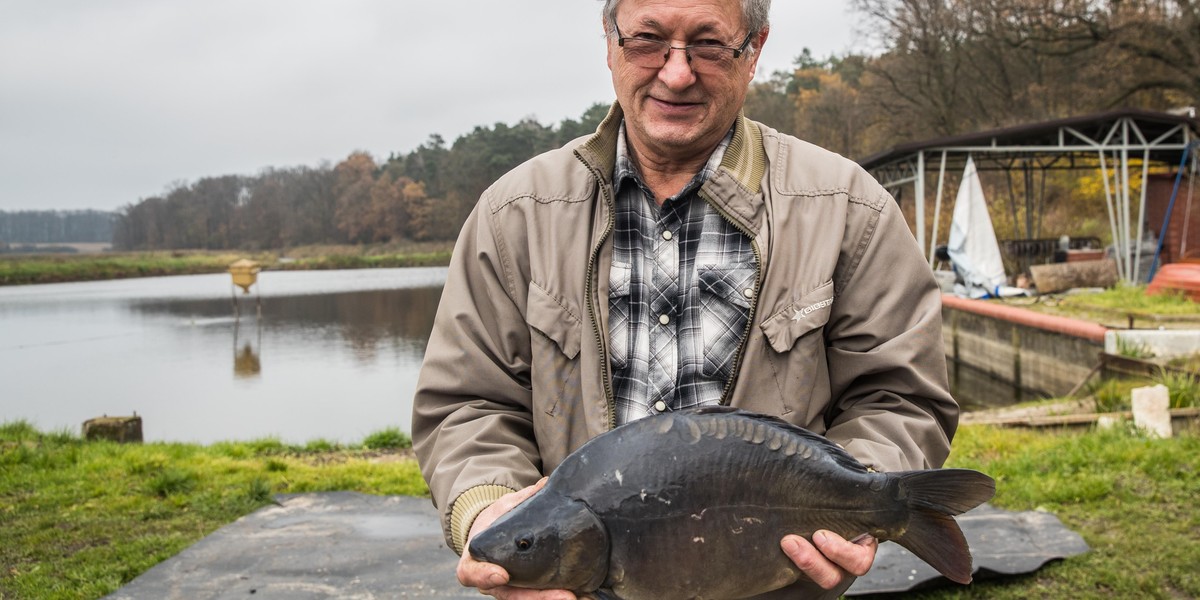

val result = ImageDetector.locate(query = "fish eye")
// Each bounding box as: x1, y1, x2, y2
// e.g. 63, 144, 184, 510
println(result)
516, 537, 533, 551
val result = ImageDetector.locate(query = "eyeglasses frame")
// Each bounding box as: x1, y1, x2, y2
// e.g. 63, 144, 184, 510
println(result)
612, 21, 754, 70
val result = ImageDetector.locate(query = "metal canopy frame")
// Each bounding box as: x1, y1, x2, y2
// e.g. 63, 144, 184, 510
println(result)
859, 109, 1199, 283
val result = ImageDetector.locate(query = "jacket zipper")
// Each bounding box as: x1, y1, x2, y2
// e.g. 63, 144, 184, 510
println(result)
699, 189, 764, 405
577, 151, 618, 432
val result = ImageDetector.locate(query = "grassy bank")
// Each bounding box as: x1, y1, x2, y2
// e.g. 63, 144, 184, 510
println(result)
0, 242, 454, 286
930, 424, 1199, 599
2, 422, 1196, 599
1001, 284, 1200, 329
0, 422, 426, 599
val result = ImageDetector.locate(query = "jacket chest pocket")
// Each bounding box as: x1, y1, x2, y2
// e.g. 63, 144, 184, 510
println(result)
755, 280, 835, 417
761, 280, 834, 353
698, 264, 756, 380
526, 282, 583, 419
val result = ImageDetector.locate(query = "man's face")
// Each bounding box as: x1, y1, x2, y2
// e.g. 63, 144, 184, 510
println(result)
606, 0, 766, 163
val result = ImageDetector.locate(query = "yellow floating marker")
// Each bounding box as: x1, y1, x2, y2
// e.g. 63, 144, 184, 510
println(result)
228, 259, 261, 294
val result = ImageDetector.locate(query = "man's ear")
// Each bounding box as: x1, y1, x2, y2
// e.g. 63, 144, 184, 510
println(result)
746, 25, 770, 82
604, 18, 615, 71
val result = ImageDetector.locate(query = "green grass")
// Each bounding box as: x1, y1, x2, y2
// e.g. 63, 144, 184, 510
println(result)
0, 422, 427, 599
279, 252, 451, 271
1114, 335, 1155, 359
0, 252, 265, 285
918, 425, 1200, 599
1085, 377, 1144, 412
1006, 283, 1200, 329
4, 421, 1198, 599
1082, 370, 1199, 413
0, 243, 454, 286
1155, 368, 1200, 410
1058, 284, 1200, 325
362, 427, 412, 450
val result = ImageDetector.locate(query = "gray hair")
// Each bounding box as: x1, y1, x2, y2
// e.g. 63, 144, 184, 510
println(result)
601, 0, 771, 52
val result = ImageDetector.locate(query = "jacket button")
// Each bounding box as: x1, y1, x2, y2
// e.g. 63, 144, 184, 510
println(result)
662, 230, 673, 241
743, 288, 755, 300
659, 314, 671, 325
654, 400, 668, 412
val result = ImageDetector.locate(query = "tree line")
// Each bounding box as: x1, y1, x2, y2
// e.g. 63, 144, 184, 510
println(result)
114, 0, 1197, 251
113, 104, 609, 250
0, 210, 115, 246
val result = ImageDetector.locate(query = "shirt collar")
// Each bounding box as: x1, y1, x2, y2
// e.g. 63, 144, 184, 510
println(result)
613, 121, 735, 203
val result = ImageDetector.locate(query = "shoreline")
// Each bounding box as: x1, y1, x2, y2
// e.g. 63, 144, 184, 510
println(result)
0, 243, 454, 287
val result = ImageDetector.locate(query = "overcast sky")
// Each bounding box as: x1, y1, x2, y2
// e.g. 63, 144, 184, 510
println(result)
0, 1, 862, 212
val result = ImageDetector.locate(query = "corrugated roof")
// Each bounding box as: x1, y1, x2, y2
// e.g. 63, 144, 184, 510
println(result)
858, 108, 1199, 171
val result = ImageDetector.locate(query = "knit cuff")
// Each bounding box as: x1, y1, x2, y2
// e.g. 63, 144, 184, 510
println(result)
449, 484, 516, 555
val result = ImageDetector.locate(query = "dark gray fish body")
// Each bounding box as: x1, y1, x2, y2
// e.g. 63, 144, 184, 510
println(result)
469, 406, 995, 600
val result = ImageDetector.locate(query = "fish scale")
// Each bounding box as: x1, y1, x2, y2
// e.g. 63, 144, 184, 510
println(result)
469, 406, 995, 600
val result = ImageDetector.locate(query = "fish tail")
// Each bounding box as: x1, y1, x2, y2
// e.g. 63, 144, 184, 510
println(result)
892, 469, 996, 585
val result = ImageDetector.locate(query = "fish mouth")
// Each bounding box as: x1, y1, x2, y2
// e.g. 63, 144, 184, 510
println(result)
467, 539, 495, 565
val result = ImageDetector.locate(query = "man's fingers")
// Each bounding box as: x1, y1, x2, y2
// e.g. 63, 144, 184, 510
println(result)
780, 535, 843, 590
812, 530, 877, 577
469, 478, 549, 543
458, 560, 577, 599
456, 554, 508, 589
482, 586, 577, 600
460, 479, 563, 597
781, 530, 878, 589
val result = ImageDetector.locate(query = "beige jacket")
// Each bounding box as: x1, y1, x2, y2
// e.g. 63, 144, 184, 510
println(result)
413, 105, 958, 556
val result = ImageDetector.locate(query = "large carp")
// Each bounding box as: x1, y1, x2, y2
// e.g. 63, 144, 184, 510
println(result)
468, 406, 995, 599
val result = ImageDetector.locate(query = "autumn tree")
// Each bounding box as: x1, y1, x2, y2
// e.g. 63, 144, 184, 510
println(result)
368, 172, 406, 241
743, 70, 798, 136
333, 151, 380, 243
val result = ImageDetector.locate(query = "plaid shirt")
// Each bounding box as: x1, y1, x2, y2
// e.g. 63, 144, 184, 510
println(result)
608, 124, 757, 425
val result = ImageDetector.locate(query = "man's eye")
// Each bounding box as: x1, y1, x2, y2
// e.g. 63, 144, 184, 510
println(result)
692, 39, 725, 47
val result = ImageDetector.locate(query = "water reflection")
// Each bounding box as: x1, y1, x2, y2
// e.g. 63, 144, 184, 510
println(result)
948, 359, 1034, 410
233, 322, 262, 378
131, 285, 443, 366
0, 268, 446, 445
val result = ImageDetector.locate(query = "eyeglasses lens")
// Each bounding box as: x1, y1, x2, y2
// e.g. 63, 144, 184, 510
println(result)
621, 39, 736, 73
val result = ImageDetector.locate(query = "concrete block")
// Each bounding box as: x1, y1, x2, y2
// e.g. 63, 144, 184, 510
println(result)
1131, 385, 1172, 438
1106, 330, 1200, 359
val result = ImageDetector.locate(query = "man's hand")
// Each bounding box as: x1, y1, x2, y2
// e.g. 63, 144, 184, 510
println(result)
456, 478, 577, 600
780, 530, 878, 590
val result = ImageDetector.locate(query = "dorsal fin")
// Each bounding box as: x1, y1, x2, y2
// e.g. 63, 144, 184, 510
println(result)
681, 406, 870, 474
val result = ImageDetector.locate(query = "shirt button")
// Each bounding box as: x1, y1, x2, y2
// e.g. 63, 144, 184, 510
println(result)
659, 314, 671, 325
662, 230, 673, 241
743, 288, 755, 300
654, 400, 668, 412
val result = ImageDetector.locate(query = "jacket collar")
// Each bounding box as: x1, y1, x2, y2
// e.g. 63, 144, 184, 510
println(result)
576, 103, 767, 235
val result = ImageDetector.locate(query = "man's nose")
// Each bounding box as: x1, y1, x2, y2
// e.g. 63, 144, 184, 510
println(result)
657, 46, 697, 90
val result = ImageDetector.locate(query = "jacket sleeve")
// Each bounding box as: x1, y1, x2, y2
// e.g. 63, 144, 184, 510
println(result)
411, 198, 544, 554
822, 189, 959, 472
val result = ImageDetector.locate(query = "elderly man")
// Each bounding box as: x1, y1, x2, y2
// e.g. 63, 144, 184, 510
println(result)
412, 0, 959, 597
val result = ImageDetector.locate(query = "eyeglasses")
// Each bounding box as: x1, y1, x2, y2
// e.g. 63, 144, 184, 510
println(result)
613, 22, 753, 74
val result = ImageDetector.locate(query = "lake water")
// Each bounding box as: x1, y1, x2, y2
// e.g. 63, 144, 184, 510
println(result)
0, 268, 445, 445
1, 268, 1006, 444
